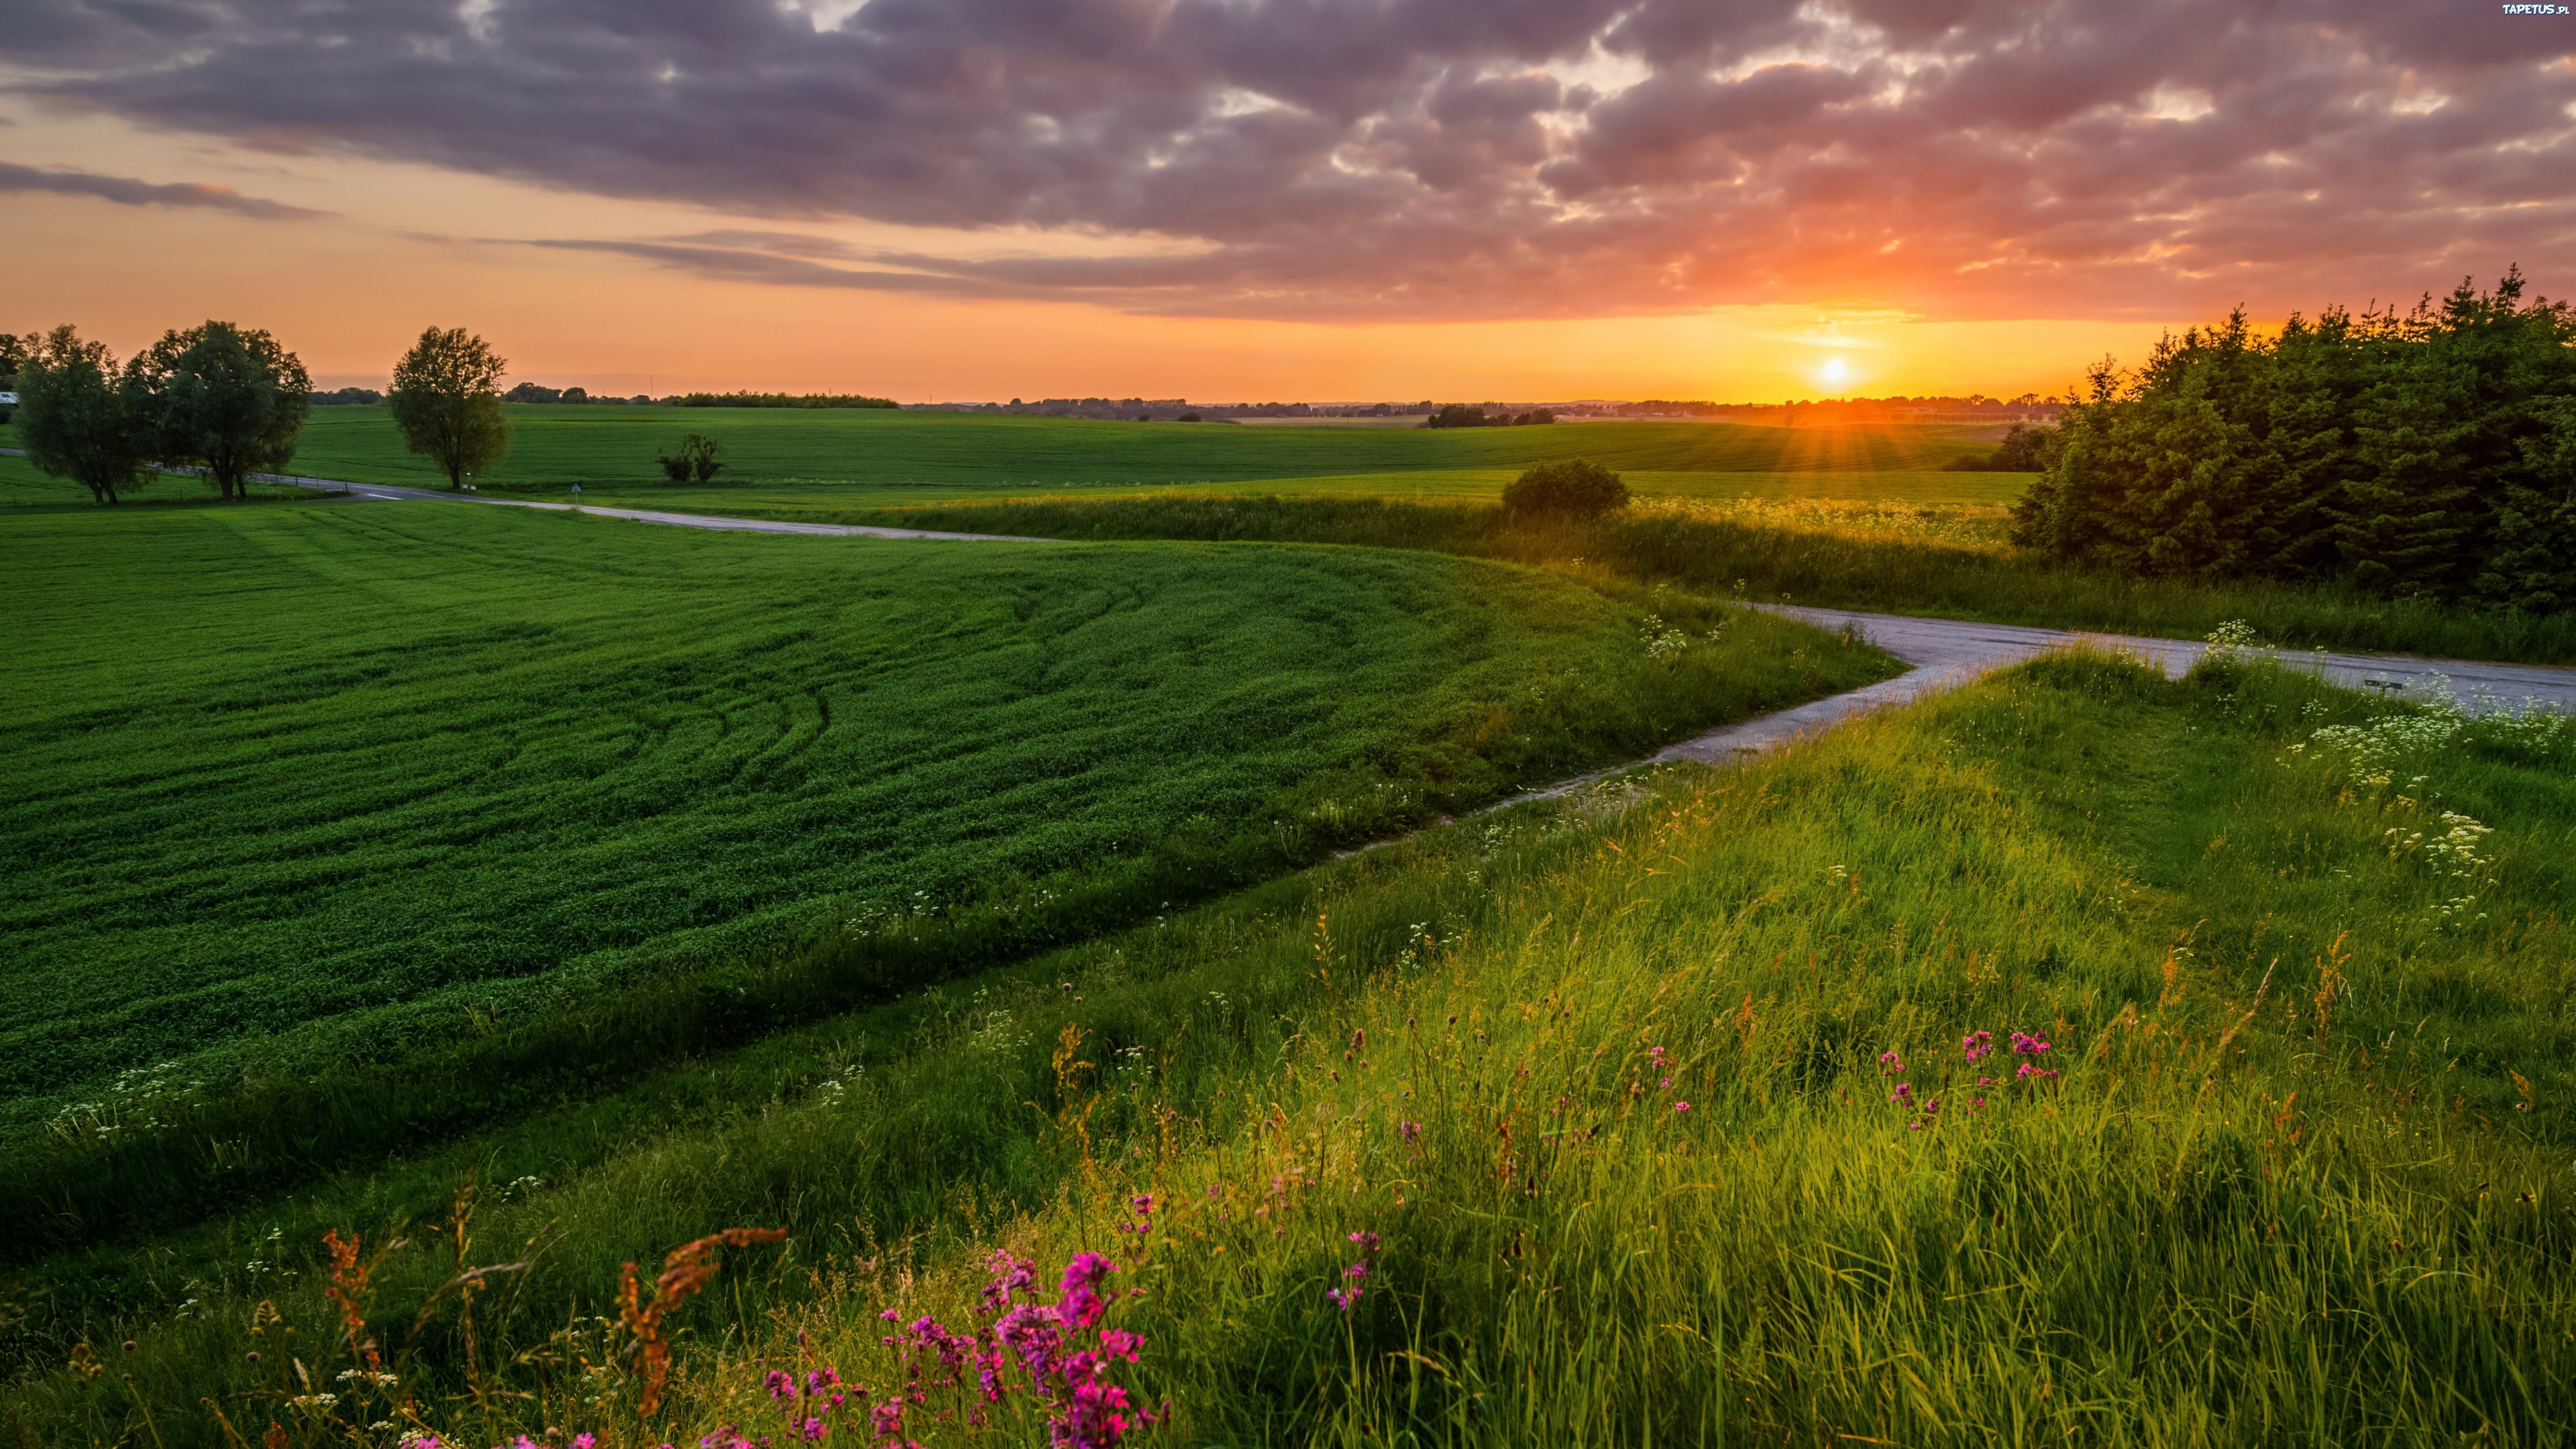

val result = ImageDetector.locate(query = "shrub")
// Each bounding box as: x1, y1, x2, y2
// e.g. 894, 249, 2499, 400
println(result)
657, 432, 724, 483
1503, 458, 1629, 519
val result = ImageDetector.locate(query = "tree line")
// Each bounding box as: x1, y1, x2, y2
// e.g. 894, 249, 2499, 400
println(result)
1424, 404, 1555, 429
7, 324, 535, 500
9, 322, 312, 503
2011, 269, 2576, 612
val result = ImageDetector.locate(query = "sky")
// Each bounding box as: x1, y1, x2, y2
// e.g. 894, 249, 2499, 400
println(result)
5, 0, 2573, 402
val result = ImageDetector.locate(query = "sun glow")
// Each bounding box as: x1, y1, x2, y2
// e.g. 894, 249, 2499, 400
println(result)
1821, 358, 1848, 385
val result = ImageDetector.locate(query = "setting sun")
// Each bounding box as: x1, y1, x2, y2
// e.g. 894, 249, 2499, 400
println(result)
1821, 358, 1849, 385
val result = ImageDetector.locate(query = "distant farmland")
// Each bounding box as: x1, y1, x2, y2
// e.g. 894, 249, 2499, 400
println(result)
267, 405, 2000, 496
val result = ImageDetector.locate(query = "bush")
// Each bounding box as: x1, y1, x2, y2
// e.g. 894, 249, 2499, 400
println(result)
1503, 458, 1629, 519
657, 432, 723, 483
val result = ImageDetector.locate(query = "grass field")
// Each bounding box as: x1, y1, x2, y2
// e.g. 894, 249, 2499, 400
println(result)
1, 501, 1900, 1128
11, 397, 2576, 1446
13, 647, 2570, 1446
822, 494, 2576, 663
0, 451, 315, 507
103, 405, 1995, 496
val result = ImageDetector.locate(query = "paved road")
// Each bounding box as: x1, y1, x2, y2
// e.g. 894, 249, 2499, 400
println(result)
0, 453, 1053, 543
1513, 603, 2571, 804
272, 474, 1059, 543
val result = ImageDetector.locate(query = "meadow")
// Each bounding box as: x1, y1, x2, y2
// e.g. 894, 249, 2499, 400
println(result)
9, 400, 2576, 1447
828, 494, 2576, 663
0, 498, 1892, 1232
45, 400, 2544, 661
209, 405, 2000, 498
12, 644, 2571, 1446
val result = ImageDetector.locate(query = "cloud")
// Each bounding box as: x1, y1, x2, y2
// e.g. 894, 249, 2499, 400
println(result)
7, 0, 2573, 321
0, 160, 331, 218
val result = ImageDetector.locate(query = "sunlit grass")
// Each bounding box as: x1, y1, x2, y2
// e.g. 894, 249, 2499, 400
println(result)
17, 650, 2570, 1446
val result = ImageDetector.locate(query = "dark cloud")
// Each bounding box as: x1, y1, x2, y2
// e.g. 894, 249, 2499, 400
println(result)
7, 0, 2573, 319
0, 159, 331, 217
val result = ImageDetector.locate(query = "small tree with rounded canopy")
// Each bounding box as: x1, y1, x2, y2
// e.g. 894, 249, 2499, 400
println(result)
14, 324, 152, 504
129, 321, 312, 501
388, 327, 511, 490
1503, 458, 1629, 520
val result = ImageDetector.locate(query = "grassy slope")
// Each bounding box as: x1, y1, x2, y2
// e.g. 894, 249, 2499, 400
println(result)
15, 653, 2569, 1446
257, 407, 1992, 494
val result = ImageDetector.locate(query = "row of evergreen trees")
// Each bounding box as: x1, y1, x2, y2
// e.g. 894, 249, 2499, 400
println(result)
2010, 269, 2576, 612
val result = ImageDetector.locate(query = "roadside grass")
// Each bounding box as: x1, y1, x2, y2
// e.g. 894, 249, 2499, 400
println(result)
822, 494, 2576, 663
0, 453, 311, 508
180, 407, 1994, 494
0, 500, 1893, 1256
17, 650, 2571, 1446
567, 468, 2033, 519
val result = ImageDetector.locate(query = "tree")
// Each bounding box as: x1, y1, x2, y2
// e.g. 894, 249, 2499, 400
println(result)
0, 331, 28, 424
388, 327, 511, 490
13, 325, 152, 504
126, 322, 311, 502
657, 433, 722, 483
2009, 272, 2576, 608
1503, 458, 1629, 519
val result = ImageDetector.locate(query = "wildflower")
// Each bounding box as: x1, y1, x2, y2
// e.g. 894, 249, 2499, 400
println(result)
573, 1437, 598, 1449
1878, 1050, 1906, 1075
1888, 1083, 1913, 1104
1961, 1030, 1993, 1063
1329, 1230, 1381, 1311
1648, 1046, 1666, 1061
2017, 1062, 2059, 1081
1672, 1101, 1691, 1113
1397, 1120, 1422, 1147
2010, 1032, 2052, 1057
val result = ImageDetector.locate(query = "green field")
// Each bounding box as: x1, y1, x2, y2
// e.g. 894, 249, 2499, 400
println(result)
254, 405, 1996, 494
0, 500, 1892, 1126
13, 648, 2571, 1446
13, 394, 2576, 1447
0, 451, 315, 507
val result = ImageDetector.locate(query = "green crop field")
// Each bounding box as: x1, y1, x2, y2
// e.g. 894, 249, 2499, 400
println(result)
0, 499, 1892, 1126
230, 405, 1996, 496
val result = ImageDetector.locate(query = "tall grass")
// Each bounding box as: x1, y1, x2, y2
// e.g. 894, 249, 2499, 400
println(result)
824, 494, 2576, 663
18, 651, 2569, 1446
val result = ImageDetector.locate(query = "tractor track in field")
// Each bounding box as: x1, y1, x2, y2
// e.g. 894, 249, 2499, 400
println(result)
23, 452, 2571, 784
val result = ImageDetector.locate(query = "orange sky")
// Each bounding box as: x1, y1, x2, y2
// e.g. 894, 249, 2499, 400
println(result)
0, 103, 2166, 402
7, 0, 2562, 404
